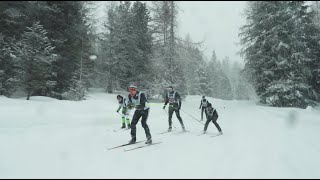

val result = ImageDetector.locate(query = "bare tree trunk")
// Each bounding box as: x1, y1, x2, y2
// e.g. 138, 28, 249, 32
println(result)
107, 69, 113, 93
169, 1, 175, 84
27, 92, 31, 100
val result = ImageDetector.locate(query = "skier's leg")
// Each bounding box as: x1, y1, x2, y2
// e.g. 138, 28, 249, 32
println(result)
141, 109, 151, 141
201, 107, 204, 120
168, 107, 174, 128
175, 109, 185, 129
130, 111, 142, 142
125, 109, 131, 128
121, 110, 126, 128
204, 117, 211, 132
212, 115, 222, 132
126, 117, 131, 129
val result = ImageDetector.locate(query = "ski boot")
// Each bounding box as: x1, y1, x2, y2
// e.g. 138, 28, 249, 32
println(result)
168, 126, 172, 132
121, 123, 126, 129
145, 137, 152, 144
128, 137, 136, 144
127, 123, 131, 129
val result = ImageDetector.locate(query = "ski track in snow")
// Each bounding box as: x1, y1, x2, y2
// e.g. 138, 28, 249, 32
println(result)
0, 91, 320, 178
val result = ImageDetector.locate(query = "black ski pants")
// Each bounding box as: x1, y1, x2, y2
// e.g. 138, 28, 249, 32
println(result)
168, 106, 184, 128
204, 113, 222, 132
130, 108, 151, 139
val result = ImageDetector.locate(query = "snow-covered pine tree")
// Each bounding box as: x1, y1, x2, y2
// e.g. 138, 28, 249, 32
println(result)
229, 61, 240, 99
240, 1, 314, 108
221, 56, 231, 80
206, 50, 219, 98
218, 70, 233, 100
114, 2, 135, 89
168, 1, 187, 99
149, 1, 187, 99
20, 22, 56, 100
130, 1, 153, 93
197, 60, 211, 96
0, 1, 31, 39
308, 2, 320, 101
61, 70, 86, 101
235, 75, 250, 100
98, 2, 153, 95
42, 2, 94, 99
206, 50, 233, 100
0, 34, 22, 97
98, 3, 119, 93
177, 34, 204, 95
221, 56, 234, 99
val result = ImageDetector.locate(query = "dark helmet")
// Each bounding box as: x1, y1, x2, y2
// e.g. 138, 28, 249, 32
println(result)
207, 103, 212, 108
202, 96, 205, 99
117, 95, 123, 99
166, 86, 173, 91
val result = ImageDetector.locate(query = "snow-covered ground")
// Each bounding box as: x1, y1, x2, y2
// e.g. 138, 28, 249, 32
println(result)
1, 89, 320, 178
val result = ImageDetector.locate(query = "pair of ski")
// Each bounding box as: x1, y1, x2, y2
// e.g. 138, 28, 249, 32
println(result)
158, 129, 220, 137
197, 133, 222, 137
107, 128, 130, 133
158, 130, 189, 135
108, 140, 162, 152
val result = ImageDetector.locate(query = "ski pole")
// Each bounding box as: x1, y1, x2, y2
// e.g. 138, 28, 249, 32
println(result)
180, 108, 205, 125
164, 109, 177, 129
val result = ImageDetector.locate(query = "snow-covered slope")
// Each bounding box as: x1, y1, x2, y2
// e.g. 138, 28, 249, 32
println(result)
0, 91, 319, 178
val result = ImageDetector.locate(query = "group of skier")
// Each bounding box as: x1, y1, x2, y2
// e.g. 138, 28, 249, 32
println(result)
115, 84, 223, 145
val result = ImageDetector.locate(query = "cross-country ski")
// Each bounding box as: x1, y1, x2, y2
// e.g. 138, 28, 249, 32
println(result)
124, 142, 163, 152
107, 140, 145, 150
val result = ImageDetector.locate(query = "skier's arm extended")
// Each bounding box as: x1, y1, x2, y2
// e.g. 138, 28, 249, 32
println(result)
116, 105, 122, 112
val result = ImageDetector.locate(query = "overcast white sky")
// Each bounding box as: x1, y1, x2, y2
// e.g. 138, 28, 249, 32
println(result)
177, 1, 247, 63
95, 1, 247, 64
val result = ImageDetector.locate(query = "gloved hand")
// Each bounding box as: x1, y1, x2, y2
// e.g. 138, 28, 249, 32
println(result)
178, 106, 181, 110
199, 107, 201, 109
128, 103, 134, 109
116, 110, 119, 113
163, 105, 166, 110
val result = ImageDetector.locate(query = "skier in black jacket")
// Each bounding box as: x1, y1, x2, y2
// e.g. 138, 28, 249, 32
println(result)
163, 86, 186, 132
127, 84, 152, 144
203, 103, 223, 135
199, 96, 209, 121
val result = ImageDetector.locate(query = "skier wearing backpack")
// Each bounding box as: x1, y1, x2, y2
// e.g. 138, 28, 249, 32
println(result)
116, 95, 131, 129
199, 96, 209, 121
163, 86, 186, 132
127, 84, 152, 144
203, 103, 223, 135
